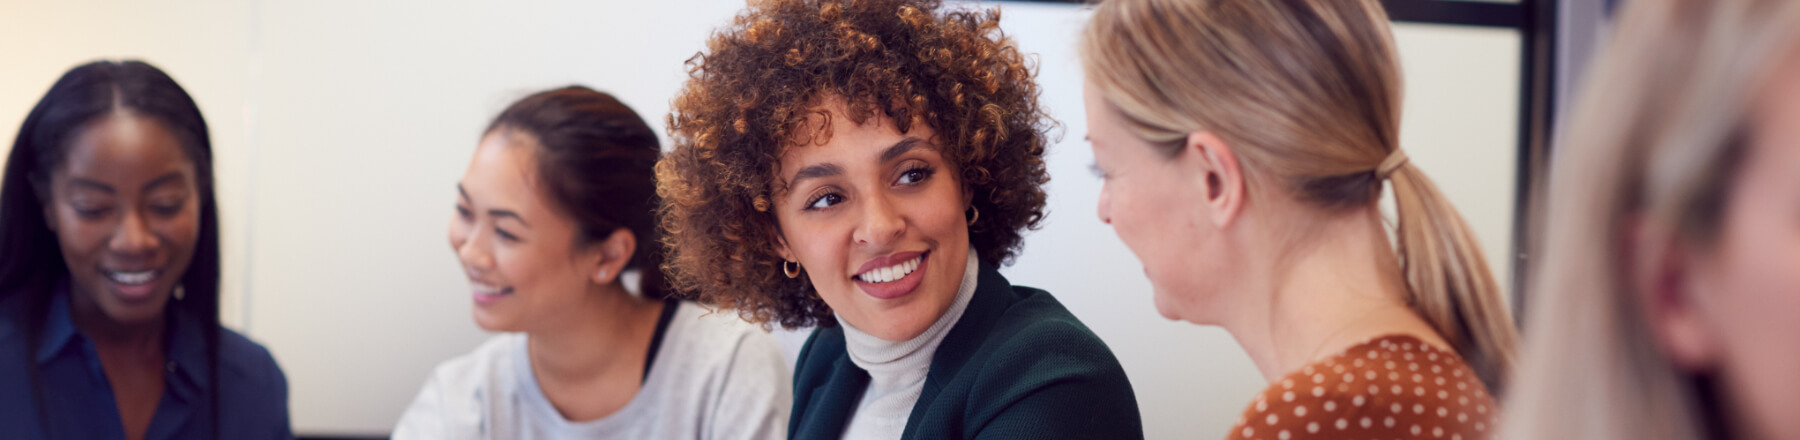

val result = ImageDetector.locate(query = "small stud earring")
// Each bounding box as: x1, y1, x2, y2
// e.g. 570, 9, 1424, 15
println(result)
597, 269, 609, 281
173, 285, 186, 301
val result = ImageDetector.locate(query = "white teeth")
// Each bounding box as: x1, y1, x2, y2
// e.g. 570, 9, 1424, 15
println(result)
856, 256, 923, 284
471, 282, 511, 295
106, 270, 156, 285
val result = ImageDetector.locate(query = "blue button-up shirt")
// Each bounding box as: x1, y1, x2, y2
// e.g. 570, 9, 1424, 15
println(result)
0, 281, 293, 439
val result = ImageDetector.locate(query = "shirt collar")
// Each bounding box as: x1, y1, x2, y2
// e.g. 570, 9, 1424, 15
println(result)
35, 279, 78, 364
36, 278, 209, 390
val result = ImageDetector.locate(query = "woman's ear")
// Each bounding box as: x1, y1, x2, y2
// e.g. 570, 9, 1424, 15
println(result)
1183, 130, 1247, 228
768, 221, 799, 263
1626, 216, 1724, 372
590, 228, 637, 284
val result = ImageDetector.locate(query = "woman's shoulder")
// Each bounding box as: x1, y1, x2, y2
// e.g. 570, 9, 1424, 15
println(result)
928, 269, 1127, 383
216, 327, 285, 387
392, 334, 523, 439
906, 281, 1143, 438
950, 281, 1135, 391
666, 301, 776, 348
1229, 335, 1500, 440
656, 301, 789, 381
212, 326, 293, 433
791, 323, 846, 388
650, 302, 792, 438
954, 264, 1102, 351
422, 333, 523, 388
977, 283, 1115, 362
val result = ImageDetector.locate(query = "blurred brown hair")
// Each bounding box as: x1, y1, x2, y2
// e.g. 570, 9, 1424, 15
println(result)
488, 86, 670, 299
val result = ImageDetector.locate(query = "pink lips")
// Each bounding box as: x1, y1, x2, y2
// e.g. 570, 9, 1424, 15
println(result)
112, 281, 156, 301
471, 284, 514, 306
853, 250, 929, 300
473, 291, 510, 306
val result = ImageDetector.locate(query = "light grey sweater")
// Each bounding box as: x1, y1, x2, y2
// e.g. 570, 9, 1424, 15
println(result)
392, 301, 791, 440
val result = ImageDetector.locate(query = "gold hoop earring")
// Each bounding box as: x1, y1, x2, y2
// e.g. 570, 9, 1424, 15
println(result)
783, 260, 802, 279
966, 205, 979, 226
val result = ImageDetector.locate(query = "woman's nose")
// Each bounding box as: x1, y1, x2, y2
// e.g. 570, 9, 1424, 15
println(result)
110, 210, 158, 256
854, 193, 905, 247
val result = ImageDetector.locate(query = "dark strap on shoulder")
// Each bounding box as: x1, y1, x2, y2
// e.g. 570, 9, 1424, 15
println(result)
642, 299, 681, 384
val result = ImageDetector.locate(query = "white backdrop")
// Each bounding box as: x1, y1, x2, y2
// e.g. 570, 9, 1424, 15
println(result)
0, 1, 1519, 437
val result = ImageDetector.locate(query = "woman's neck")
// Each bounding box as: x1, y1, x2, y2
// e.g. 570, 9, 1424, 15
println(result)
67, 286, 166, 356
526, 282, 665, 420
1225, 209, 1446, 382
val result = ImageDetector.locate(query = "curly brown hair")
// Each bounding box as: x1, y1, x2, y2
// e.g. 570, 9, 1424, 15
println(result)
656, 0, 1051, 329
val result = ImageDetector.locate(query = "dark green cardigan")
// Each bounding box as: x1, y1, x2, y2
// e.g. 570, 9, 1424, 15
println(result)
788, 262, 1144, 440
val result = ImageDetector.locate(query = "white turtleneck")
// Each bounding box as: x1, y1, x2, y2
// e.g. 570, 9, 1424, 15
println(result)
837, 247, 981, 440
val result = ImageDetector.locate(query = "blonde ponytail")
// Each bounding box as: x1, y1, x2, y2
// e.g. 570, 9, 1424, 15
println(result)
1387, 162, 1517, 391
1081, 0, 1518, 390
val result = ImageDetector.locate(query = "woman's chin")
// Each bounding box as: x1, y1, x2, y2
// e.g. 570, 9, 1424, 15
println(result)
97, 300, 169, 325
90, 286, 172, 324
1151, 288, 1185, 321
471, 308, 518, 333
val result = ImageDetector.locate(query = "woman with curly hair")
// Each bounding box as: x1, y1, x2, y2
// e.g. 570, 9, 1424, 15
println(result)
658, 0, 1143, 439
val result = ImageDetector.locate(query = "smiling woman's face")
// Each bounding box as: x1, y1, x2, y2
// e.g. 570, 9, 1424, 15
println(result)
449, 130, 599, 332
773, 98, 972, 342
45, 113, 201, 325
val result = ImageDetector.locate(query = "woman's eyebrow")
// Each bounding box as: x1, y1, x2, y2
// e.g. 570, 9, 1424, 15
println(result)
790, 163, 843, 186
457, 183, 530, 227
487, 209, 531, 227
67, 178, 116, 194
880, 137, 925, 163
139, 172, 185, 192
788, 136, 925, 187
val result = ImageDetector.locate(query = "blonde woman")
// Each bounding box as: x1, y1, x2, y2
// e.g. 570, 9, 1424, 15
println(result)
1080, 1, 1518, 438
1503, 0, 1800, 439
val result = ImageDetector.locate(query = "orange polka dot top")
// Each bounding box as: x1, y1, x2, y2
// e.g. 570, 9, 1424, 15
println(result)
1226, 334, 1498, 440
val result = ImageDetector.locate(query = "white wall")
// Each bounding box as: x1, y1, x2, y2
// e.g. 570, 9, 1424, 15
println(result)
0, 1, 1518, 437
